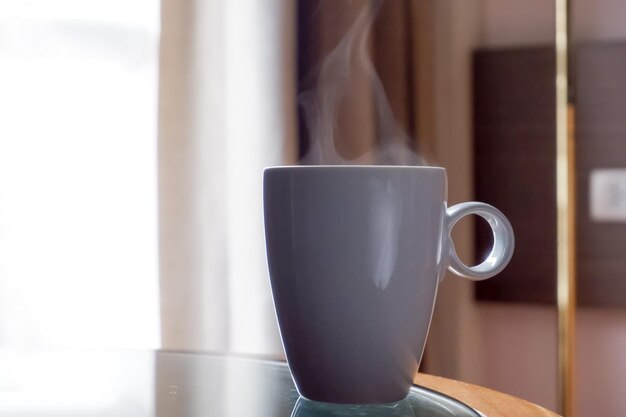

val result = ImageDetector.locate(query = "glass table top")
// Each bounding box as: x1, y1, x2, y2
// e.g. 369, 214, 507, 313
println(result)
0, 349, 480, 417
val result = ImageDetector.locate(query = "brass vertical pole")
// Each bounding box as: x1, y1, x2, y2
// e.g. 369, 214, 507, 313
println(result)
555, 0, 576, 416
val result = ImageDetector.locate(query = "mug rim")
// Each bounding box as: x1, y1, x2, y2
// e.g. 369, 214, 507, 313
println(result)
265, 165, 445, 172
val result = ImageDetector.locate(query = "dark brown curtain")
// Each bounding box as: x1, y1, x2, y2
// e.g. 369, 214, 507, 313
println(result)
296, 0, 419, 161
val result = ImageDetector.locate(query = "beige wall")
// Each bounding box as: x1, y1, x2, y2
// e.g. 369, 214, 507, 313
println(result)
426, 0, 626, 415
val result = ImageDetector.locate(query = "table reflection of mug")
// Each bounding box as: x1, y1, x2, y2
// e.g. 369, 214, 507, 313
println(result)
264, 166, 514, 404
290, 396, 414, 417
289, 388, 480, 417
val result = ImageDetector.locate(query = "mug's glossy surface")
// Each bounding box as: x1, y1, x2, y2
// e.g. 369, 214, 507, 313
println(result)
264, 166, 514, 404
264, 166, 446, 403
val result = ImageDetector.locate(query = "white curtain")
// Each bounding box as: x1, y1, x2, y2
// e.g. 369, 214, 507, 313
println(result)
158, 0, 296, 355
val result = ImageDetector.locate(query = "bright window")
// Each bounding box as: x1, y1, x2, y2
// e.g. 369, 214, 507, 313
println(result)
0, 0, 160, 349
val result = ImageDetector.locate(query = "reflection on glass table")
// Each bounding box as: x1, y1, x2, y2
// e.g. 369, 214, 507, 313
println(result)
0, 350, 480, 417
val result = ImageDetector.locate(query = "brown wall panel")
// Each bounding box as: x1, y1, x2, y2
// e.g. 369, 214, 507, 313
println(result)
576, 42, 626, 307
473, 47, 557, 304
474, 43, 626, 307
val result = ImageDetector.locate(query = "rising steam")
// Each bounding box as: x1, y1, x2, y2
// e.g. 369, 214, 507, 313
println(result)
299, 1, 425, 166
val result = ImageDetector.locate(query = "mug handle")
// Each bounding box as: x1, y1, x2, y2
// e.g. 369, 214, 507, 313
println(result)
445, 202, 515, 281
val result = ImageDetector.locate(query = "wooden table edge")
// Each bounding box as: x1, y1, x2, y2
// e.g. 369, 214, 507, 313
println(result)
413, 373, 561, 417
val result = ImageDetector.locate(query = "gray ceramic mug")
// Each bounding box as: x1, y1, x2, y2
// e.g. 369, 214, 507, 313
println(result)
263, 166, 514, 404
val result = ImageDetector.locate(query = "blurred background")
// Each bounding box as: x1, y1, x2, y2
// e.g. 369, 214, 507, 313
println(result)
2, 0, 626, 416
